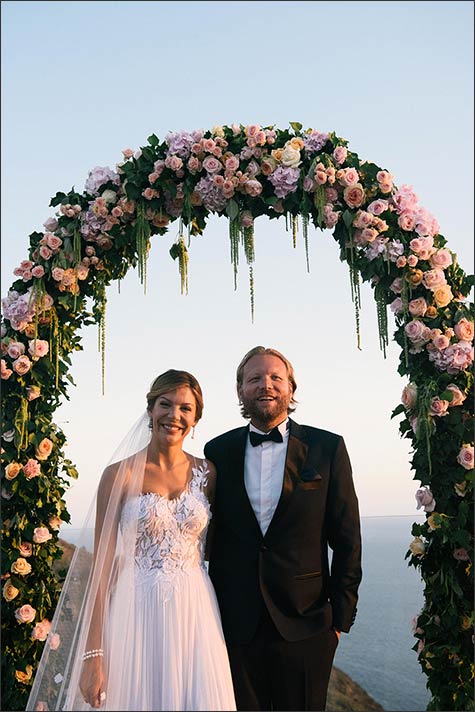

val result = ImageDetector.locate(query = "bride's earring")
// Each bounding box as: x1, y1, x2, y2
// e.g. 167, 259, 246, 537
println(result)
191, 426, 196, 439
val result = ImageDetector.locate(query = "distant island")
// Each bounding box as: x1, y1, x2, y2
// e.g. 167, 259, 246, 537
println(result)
55, 538, 384, 711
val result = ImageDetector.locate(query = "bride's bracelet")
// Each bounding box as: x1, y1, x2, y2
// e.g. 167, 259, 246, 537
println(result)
82, 648, 104, 661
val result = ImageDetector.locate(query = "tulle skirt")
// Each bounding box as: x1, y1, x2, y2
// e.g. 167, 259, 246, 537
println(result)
72, 566, 236, 711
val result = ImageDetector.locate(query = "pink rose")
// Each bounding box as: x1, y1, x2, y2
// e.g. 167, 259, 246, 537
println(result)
361, 227, 378, 243
367, 199, 389, 215
28, 339, 49, 360
446, 384, 466, 406
33, 527, 52, 544
429, 249, 452, 270
35, 437, 53, 461
39, 245, 52, 260
340, 167, 359, 186
353, 210, 373, 229
408, 298, 428, 317
225, 155, 240, 172
12, 355, 32, 375
454, 318, 474, 342
202, 156, 222, 174
390, 297, 403, 315
122, 148, 134, 158
48, 633, 61, 650
142, 187, 158, 200
457, 445, 474, 470
7, 342, 25, 359
410, 236, 434, 257
429, 397, 449, 417
244, 179, 263, 197
390, 277, 403, 294
15, 604, 37, 624
23, 459, 41, 479
45, 234, 62, 251
19, 542, 33, 557
43, 217, 58, 231
31, 619, 51, 641
31, 266, 45, 279
164, 155, 183, 172
432, 334, 450, 351
76, 264, 89, 281
1, 359, 13, 380
376, 170, 394, 185
415, 487, 436, 512
453, 548, 470, 561
422, 268, 447, 291
402, 383, 418, 409
52, 267, 65, 282
332, 146, 347, 165
398, 211, 416, 231
405, 320, 426, 342
343, 184, 365, 208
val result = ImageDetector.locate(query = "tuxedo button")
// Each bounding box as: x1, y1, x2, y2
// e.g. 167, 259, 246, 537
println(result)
260, 544, 269, 552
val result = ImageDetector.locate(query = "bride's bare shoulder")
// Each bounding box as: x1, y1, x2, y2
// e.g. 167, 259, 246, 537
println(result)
98, 450, 146, 494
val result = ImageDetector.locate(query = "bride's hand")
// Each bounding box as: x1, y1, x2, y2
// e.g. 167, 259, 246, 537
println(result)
79, 657, 106, 708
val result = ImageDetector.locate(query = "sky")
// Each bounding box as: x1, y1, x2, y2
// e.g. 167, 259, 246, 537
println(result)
1, 0, 474, 528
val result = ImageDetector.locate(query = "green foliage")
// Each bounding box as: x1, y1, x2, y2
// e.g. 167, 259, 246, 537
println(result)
1, 123, 473, 711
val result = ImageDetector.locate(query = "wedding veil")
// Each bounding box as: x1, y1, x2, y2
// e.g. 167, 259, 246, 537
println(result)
26, 412, 152, 711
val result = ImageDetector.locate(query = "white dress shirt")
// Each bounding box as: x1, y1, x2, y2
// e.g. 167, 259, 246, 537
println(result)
244, 419, 289, 535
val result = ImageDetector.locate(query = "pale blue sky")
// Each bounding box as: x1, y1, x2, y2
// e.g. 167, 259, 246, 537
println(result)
2, 1, 473, 526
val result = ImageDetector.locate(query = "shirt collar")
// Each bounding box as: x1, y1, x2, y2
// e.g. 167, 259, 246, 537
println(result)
249, 418, 289, 437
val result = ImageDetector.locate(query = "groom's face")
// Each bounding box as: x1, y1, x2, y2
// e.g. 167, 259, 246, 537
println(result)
238, 354, 293, 429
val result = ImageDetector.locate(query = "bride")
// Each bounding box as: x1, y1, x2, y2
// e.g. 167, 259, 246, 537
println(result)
26, 370, 236, 711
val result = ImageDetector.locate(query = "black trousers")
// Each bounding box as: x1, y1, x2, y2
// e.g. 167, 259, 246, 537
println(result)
226, 607, 339, 711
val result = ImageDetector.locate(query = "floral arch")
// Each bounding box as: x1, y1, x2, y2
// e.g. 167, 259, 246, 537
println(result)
1, 123, 474, 711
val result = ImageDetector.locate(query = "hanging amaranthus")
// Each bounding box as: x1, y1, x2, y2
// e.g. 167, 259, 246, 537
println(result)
134, 202, 151, 292
242, 224, 255, 322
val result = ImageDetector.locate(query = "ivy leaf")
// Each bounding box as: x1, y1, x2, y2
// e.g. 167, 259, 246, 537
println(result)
49, 191, 67, 208
289, 121, 303, 133
391, 404, 405, 419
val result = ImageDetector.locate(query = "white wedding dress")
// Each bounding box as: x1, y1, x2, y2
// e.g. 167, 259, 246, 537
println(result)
96, 460, 236, 711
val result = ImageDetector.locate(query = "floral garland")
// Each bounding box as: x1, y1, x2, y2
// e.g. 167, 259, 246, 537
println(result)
1, 123, 474, 711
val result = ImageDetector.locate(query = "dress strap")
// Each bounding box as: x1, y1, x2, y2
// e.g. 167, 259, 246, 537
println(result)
190, 458, 209, 491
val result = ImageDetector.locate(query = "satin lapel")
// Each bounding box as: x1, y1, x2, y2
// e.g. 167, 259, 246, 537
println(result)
228, 426, 263, 541
265, 419, 309, 539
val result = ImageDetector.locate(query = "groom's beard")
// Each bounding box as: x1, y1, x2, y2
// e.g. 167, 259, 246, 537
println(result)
241, 393, 290, 428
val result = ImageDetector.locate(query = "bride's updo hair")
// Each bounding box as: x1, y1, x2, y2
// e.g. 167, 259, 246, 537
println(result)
146, 370, 204, 421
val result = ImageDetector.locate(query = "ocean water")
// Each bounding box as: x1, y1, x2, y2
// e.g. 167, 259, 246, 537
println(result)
334, 515, 430, 711
60, 515, 430, 711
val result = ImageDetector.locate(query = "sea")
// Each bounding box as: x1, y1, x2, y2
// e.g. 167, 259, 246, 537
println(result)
59, 515, 430, 712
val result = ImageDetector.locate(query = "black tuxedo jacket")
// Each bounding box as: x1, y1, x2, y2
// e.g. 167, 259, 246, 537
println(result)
204, 419, 362, 645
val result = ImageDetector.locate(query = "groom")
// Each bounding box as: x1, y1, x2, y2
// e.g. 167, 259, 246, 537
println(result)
204, 346, 362, 711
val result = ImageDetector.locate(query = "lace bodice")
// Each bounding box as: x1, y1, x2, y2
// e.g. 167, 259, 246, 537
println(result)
120, 461, 211, 593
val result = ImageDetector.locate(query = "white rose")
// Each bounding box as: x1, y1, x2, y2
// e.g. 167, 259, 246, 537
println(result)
280, 144, 301, 168
101, 189, 117, 204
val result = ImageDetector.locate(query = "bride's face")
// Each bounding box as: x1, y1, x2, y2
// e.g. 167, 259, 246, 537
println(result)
149, 386, 197, 444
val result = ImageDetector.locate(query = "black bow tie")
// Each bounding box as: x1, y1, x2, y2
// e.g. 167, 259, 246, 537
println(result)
249, 427, 283, 447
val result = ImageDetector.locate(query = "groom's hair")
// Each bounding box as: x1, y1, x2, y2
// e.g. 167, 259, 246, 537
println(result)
236, 346, 298, 416
146, 369, 204, 421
